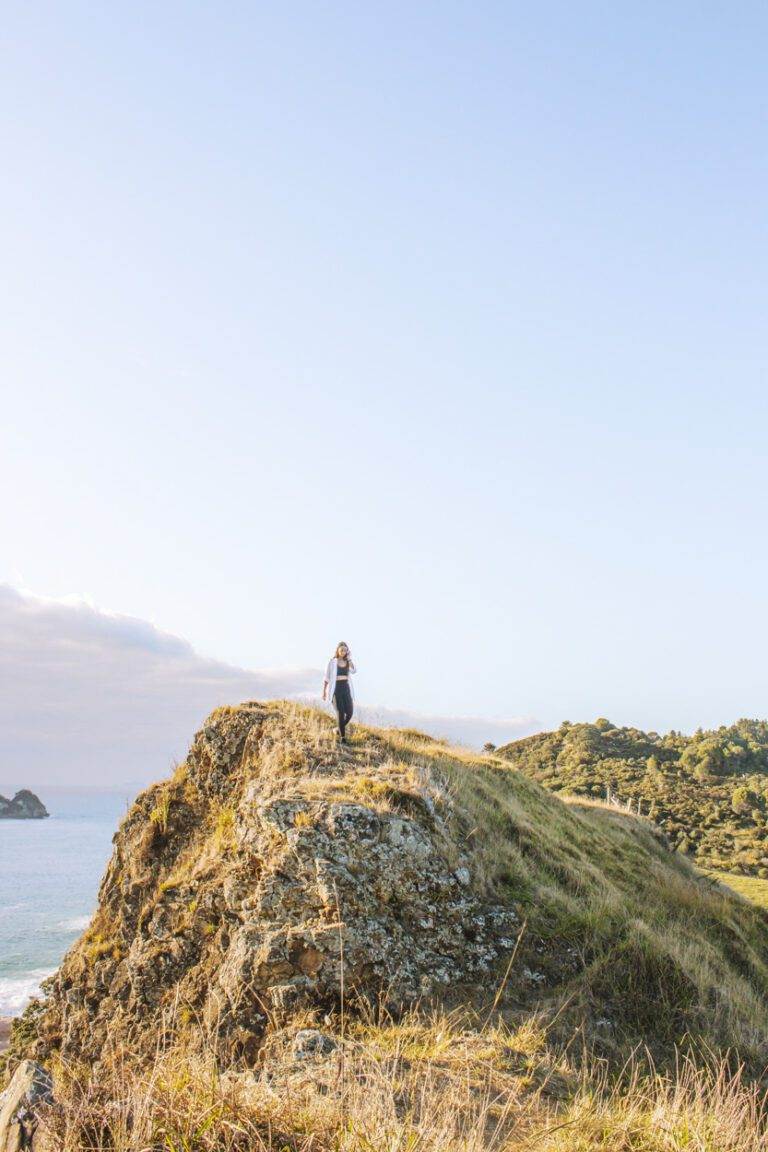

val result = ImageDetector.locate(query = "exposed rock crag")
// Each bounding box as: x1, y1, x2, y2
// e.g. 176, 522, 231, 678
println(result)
30, 703, 518, 1066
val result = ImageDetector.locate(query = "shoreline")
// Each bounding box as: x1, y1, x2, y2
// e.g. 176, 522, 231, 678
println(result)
0, 1017, 11, 1054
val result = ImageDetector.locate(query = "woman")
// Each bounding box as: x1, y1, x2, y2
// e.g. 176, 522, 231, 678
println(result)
322, 642, 356, 742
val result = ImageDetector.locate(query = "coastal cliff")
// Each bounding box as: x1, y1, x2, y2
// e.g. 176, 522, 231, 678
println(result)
11, 700, 768, 1077
7, 701, 768, 1147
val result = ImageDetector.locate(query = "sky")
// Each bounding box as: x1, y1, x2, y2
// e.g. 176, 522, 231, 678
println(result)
0, 585, 531, 786
2, 2, 768, 784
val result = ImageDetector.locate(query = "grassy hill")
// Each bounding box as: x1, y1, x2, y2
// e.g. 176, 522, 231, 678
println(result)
7, 702, 768, 1149
714, 870, 768, 908
498, 718, 768, 877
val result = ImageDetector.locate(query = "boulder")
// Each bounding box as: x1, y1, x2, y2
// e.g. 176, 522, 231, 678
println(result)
0, 1060, 54, 1151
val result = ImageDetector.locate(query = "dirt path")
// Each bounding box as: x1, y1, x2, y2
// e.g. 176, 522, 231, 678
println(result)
0, 1017, 11, 1053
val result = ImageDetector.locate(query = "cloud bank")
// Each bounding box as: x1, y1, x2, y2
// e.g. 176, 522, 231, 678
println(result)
0, 586, 318, 787
349, 705, 537, 752
0, 586, 536, 787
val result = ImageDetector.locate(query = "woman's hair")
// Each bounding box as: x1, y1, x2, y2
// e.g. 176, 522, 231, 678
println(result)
334, 642, 349, 659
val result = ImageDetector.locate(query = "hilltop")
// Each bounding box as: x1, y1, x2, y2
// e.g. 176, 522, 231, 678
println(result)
498, 718, 768, 877
6, 702, 768, 1149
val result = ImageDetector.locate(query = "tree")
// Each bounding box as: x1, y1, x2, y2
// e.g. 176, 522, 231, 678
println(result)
731, 786, 754, 816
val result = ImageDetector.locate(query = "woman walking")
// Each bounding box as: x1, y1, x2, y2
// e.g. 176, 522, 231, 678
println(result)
322, 642, 356, 742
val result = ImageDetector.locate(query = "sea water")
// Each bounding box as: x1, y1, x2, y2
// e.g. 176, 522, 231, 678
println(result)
0, 788, 132, 1016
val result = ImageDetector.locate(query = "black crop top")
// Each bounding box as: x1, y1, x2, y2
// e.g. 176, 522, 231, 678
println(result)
336, 660, 349, 677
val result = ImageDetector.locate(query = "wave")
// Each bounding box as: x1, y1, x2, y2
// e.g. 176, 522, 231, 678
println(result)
54, 914, 92, 932
0, 969, 56, 1016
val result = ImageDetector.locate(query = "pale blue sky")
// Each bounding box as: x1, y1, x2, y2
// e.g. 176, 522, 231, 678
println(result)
2, 2, 767, 735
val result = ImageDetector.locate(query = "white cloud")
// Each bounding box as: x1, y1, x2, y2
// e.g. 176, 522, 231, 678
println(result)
0, 586, 537, 787
352, 704, 536, 750
301, 699, 536, 750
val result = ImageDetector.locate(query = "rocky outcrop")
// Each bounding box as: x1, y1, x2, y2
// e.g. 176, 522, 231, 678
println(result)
11, 700, 768, 1080
0, 792, 48, 820
25, 703, 520, 1067
0, 1060, 54, 1151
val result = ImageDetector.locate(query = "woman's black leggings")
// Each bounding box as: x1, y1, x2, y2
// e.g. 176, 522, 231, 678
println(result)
333, 680, 354, 738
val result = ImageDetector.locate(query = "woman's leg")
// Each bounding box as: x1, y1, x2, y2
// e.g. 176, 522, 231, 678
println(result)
342, 685, 354, 738
334, 684, 353, 740
332, 689, 345, 738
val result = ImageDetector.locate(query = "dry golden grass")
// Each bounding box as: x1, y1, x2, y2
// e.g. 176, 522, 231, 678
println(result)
375, 729, 768, 1061
705, 869, 768, 910
38, 1006, 768, 1151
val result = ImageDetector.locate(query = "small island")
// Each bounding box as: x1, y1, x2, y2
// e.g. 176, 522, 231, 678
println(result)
0, 789, 49, 819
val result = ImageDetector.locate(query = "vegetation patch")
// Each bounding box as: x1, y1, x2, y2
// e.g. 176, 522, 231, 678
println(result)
499, 718, 768, 877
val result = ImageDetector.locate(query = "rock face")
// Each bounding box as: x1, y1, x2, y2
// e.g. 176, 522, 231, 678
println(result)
0, 1060, 54, 1151
0, 791, 49, 820
29, 703, 519, 1067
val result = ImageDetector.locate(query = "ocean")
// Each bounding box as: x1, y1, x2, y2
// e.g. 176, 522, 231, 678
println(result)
0, 788, 133, 1016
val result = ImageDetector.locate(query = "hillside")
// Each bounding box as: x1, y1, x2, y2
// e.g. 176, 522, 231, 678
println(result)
6, 701, 768, 1148
499, 718, 768, 877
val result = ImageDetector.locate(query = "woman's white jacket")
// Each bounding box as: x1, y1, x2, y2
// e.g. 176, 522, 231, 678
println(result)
324, 657, 356, 703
